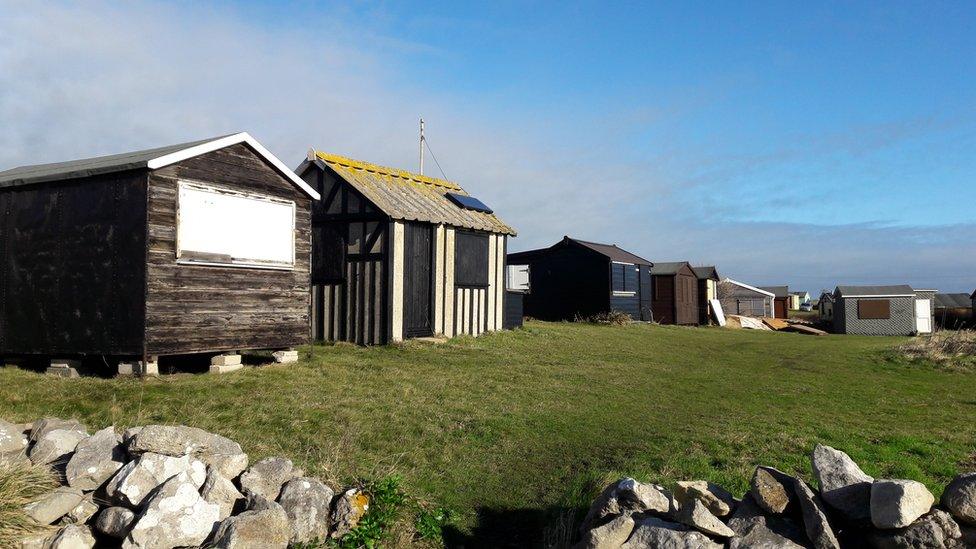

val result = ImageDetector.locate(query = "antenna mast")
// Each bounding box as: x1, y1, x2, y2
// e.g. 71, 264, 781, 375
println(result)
419, 117, 425, 175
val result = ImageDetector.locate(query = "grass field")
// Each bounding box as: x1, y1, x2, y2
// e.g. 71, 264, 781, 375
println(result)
1, 322, 974, 546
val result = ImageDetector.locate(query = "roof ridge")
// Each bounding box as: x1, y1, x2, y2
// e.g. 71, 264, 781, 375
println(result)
315, 151, 461, 191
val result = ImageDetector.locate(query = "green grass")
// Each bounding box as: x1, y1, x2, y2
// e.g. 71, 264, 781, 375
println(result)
1, 322, 974, 546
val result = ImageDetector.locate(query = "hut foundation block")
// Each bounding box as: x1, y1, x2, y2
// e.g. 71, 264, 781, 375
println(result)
210, 354, 242, 367
272, 349, 299, 363
118, 359, 158, 377
46, 359, 80, 378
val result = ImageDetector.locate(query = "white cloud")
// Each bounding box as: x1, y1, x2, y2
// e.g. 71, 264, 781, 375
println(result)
1, 1, 973, 294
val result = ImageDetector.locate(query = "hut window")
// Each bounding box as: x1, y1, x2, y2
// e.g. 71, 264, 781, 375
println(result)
612, 263, 636, 294
176, 182, 294, 269
857, 299, 890, 319
455, 231, 489, 287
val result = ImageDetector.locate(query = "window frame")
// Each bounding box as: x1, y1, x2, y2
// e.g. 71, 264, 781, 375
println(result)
611, 261, 637, 296
857, 299, 891, 320
175, 180, 296, 270
454, 230, 490, 288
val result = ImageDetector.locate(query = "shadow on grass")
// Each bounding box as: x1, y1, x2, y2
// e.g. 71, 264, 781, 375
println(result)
442, 504, 585, 549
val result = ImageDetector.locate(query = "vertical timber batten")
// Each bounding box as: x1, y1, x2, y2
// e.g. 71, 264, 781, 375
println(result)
391, 221, 405, 342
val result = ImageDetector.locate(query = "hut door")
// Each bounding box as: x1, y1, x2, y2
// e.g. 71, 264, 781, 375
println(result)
403, 223, 434, 337
638, 266, 652, 321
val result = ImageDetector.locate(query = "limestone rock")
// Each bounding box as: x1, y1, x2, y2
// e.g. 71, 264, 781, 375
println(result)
201, 465, 245, 520
330, 488, 370, 539
238, 456, 300, 501
751, 466, 793, 514
29, 418, 86, 443
793, 478, 841, 549
674, 480, 737, 517
211, 503, 290, 548
105, 451, 207, 507
621, 516, 723, 549
677, 497, 734, 538
28, 428, 88, 465
579, 478, 673, 534
126, 424, 248, 478
866, 509, 961, 548
23, 486, 85, 524
0, 418, 28, 455
47, 524, 96, 548
66, 494, 100, 524
812, 444, 874, 522
727, 494, 807, 549
123, 472, 221, 549
95, 506, 136, 539
942, 472, 976, 526
278, 476, 334, 543
574, 513, 634, 549
871, 479, 935, 529
65, 426, 125, 491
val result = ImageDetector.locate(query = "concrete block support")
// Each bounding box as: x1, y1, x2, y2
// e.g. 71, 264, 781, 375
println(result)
46, 359, 80, 378
272, 350, 299, 364
117, 358, 159, 377
209, 354, 243, 374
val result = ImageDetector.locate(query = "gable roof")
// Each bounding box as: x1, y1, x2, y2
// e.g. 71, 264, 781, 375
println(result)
819, 291, 834, 303
691, 266, 719, 280
759, 286, 790, 298
302, 152, 515, 236
0, 133, 319, 199
935, 293, 973, 308
570, 238, 652, 265
650, 261, 693, 275
834, 285, 915, 298
723, 278, 776, 297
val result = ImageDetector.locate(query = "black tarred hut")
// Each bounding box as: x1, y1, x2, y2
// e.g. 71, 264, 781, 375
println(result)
0, 133, 319, 373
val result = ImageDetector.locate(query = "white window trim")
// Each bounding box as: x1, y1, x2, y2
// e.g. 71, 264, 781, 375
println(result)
612, 291, 637, 296
175, 180, 297, 271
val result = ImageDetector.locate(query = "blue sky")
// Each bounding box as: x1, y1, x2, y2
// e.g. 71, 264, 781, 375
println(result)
1, 1, 974, 292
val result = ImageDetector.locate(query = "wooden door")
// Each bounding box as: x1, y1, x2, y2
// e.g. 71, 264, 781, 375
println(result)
774, 298, 787, 319
403, 223, 433, 337
638, 266, 652, 321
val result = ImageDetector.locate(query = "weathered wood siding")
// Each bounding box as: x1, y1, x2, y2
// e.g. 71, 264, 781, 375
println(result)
509, 245, 609, 321
145, 144, 311, 355
0, 172, 148, 356
504, 291, 524, 329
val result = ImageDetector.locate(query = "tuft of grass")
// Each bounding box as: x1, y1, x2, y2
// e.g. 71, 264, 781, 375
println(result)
576, 311, 632, 325
899, 330, 976, 369
0, 458, 58, 547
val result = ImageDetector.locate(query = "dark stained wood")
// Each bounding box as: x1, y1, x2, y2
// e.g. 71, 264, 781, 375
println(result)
403, 222, 433, 337
144, 143, 311, 355
508, 241, 611, 321
0, 172, 148, 355
651, 263, 699, 325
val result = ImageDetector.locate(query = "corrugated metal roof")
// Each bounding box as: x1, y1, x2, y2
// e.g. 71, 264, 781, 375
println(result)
0, 135, 232, 188
935, 293, 972, 308
835, 285, 915, 297
650, 261, 692, 275
313, 152, 515, 236
691, 266, 719, 280
569, 238, 652, 265
759, 286, 790, 297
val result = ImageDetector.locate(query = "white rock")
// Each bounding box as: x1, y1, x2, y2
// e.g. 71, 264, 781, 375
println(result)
201, 466, 245, 520
29, 418, 86, 443
126, 425, 248, 479
123, 472, 221, 549
278, 477, 334, 543
47, 524, 96, 548
65, 426, 125, 491
574, 513, 634, 549
66, 494, 100, 524
28, 428, 88, 465
238, 457, 300, 501
621, 516, 722, 549
677, 497, 735, 538
23, 486, 85, 524
95, 506, 136, 539
811, 444, 874, 522
105, 451, 207, 507
871, 479, 935, 529
0, 418, 28, 455
211, 504, 290, 548
942, 472, 976, 526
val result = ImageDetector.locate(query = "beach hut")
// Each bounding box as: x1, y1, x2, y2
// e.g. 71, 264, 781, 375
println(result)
0, 133, 318, 373
507, 237, 653, 321
832, 285, 932, 335
296, 152, 515, 344
650, 262, 699, 325
691, 266, 720, 325
718, 279, 775, 318
760, 286, 791, 318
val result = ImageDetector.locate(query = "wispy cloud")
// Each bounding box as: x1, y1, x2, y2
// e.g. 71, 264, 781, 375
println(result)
0, 1, 973, 294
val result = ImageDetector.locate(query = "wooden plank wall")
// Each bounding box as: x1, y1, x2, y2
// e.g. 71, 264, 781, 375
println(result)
145, 144, 311, 355
435, 229, 505, 338
311, 258, 384, 344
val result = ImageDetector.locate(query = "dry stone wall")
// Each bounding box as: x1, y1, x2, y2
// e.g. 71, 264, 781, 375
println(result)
575, 444, 976, 548
0, 418, 367, 548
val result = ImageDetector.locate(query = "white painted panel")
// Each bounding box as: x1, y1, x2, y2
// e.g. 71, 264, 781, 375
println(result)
434, 225, 445, 335
506, 264, 530, 292
177, 181, 295, 269
915, 299, 932, 334
391, 221, 405, 342
487, 235, 496, 332
444, 228, 456, 337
